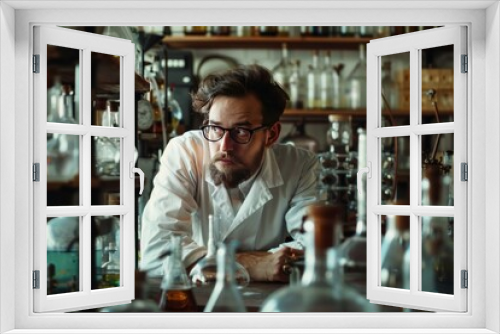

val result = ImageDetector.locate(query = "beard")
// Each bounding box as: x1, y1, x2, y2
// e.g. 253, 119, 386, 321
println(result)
209, 152, 252, 188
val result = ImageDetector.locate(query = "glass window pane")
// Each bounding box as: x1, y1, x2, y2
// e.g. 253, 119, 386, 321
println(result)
47, 134, 80, 206
91, 52, 121, 126
381, 136, 410, 205
380, 215, 410, 289
421, 133, 454, 206
421, 216, 454, 295
92, 136, 121, 205
381, 52, 410, 125
91, 215, 121, 290
47, 45, 80, 124
421, 45, 454, 124
47, 217, 80, 295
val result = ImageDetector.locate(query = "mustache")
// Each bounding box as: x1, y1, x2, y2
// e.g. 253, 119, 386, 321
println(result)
212, 152, 241, 164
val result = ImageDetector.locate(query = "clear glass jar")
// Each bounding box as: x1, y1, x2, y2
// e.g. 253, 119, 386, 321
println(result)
347, 44, 367, 109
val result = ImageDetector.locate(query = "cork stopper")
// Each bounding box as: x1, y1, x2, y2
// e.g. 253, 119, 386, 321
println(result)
306, 203, 342, 251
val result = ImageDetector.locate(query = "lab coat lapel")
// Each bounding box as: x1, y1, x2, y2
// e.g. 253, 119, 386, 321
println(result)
223, 148, 284, 238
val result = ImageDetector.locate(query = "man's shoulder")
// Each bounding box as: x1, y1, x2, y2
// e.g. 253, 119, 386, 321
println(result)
272, 143, 317, 162
168, 130, 206, 150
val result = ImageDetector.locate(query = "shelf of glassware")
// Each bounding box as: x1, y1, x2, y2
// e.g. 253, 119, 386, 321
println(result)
283, 108, 453, 118
162, 36, 372, 50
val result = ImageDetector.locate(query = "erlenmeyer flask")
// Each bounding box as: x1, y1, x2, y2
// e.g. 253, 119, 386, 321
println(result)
189, 214, 250, 287
159, 235, 198, 312
204, 241, 246, 312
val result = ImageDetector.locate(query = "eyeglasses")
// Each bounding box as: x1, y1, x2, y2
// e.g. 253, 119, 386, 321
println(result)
200, 124, 269, 144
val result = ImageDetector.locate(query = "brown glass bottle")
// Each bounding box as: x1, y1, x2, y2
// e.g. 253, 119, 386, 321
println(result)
159, 288, 198, 312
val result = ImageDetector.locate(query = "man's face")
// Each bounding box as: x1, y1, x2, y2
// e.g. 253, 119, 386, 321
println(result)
207, 94, 271, 188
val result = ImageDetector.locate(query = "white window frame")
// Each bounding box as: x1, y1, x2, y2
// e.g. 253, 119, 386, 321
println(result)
32, 25, 137, 313
1, 2, 498, 333
366, 26, 468, 312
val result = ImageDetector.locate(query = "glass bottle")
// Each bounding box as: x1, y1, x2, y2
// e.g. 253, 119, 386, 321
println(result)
261, 203, 376, 312
167, 84, 183, 138
94, 100, 120, 176
46, 84, 79, 182
320, 51, 334, 109
159, 235, 198, 312
272, 43, 291, 102
332, 63, 345, 109
47, 75, 62, 119
306, 50, 321, 109
339, 26, 357, 37
203, 241, 246, 312
381, 213, 410, 289
258, 26, 278, 36
339, 128, 367, 277
184, 26, 207, 36
381, 61, 398, 111
347, 44, 367, 109
189, 214, 250, 287
288, 59, 303, 109
101, 242, 120, 288
210, 26, 231, 36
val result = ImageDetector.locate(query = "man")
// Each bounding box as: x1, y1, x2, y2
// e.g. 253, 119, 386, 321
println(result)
140, 64, 319, 282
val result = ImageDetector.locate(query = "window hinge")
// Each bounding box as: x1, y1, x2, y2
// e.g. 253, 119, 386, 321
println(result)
33, 270, 40, 289
33, 54, 40, 73
461, 162, 468, 181
33, 163, 40, 182
461, 54, 468, 73
461, 270, 468, 289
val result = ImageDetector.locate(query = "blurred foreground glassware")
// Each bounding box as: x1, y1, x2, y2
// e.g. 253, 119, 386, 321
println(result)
204, 241, 246, 312
167, 84, 183, 138
159, 235, 198, 312
189, 214, 250, 287
260, 203, 376, 312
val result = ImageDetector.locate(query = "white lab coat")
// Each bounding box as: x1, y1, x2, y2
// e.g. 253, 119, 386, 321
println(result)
140, 130, 319, 276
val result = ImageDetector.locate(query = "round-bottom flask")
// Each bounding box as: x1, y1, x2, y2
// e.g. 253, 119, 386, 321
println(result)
261, 203, 376, 312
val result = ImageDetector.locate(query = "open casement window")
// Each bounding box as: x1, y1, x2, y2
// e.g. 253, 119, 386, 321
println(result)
365, 26, 467, 312
33, 26, 141, 312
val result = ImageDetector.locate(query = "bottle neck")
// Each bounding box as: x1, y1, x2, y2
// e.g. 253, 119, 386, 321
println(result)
215, 244, 236, 286
206, 215, 217, 258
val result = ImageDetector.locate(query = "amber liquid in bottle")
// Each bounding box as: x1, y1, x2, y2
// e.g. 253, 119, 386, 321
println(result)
159, 289, 198, 312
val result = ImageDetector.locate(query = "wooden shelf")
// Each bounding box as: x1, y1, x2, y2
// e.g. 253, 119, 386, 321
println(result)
162, 36, 371, 50
282, 108, 453, 119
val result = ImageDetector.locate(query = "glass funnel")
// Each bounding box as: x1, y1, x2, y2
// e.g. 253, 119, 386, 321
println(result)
189, 214, 250, 287
204, 241, 246, 312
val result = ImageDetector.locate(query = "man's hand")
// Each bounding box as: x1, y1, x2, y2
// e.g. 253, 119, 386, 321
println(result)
235, 247, 304, 282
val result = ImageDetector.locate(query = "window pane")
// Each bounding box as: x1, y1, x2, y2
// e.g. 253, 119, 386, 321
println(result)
91, 215, 121, 290
47, 134, 80, 206
421, 133, 454, 206
421, 45, 454, 124
47, 217, 80, 295
421, 216, 454, 295
92, 136, 121, 205
381, 52, 410, 125
91, 52, 121, 126
381, 215, 410, 289
47, 45, 80, 124
381, 136, 410, 205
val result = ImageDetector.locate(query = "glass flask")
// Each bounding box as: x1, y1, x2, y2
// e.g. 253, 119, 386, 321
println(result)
380, 213, 410, 289
326, 114, 353, 153
167, 84, 183, 138
94, 100, 121, 176
319, 50, 334, 109
260, 203, 376, 312
288, 59, 304, 109
99, 271, 161, 312
204, 241, 246, 312
46, 84, 79, 182
159, 235, 198, 312
306, 50, 321, 109
347, 44, 367, 109
272, 43, 291, 100
189, 214, 250, 287
101, 242, 120, 288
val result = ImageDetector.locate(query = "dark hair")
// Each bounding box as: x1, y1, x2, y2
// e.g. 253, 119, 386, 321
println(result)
191, 64, 289, 126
